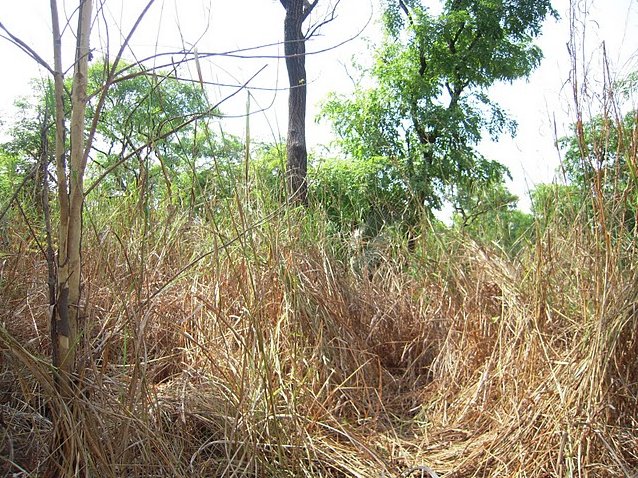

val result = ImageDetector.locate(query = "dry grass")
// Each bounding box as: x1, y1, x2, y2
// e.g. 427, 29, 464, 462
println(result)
1, 195, 637, 477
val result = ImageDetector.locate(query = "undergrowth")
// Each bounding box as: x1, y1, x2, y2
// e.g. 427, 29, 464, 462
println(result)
1, 190, 637, 476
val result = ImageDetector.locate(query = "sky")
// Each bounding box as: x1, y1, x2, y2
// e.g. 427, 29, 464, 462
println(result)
0, 0, 637, 212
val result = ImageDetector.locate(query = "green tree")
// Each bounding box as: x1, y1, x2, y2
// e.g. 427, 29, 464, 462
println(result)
530, 183, 582, 229
453, 181, 533, 254
3, 62, 243, 221
322, 0, 556, 218
0, 84, 57, 216
85, 62, 236, 213
559, 109, 638, 234
560, 110, 637, 196
310, 155, 410, 236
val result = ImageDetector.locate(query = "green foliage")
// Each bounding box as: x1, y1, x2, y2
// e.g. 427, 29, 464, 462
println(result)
1, 62, 252, 231
169, 129, 244, 215
560, 110, 637, 195
453, 181, 533, 254
88, 64, 210, 145
250, 143, 288, 204
82, 61, 244, 216
530, 183, 583, 228
309, 155, 411, 236
0, 150, 22, 203
2, 83, 54, 164
0, 82, 55, 225
322, 0, 556, 212
558, 109, 638, 234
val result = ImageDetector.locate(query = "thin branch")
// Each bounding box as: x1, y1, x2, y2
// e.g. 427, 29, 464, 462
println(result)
0, 21, 54, 75
305, 0, 342, 39
101, 69, 289, 95
108, 15, 371, 73
84, 65, 267, 196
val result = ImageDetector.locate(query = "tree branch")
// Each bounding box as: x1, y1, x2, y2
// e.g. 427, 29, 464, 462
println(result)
396, 1, 427, 76
0, 21, 54, 75
397, 0, 414, 25
448, 21, 466, 54
85, 65, 267, 196
302, 0, 319, 22
305, 0, 341, 39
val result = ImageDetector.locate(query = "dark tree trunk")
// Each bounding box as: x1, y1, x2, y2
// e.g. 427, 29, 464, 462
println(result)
280, 0, 314, 205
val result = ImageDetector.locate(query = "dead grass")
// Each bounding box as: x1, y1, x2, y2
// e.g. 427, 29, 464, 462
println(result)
1, 199, 637, 477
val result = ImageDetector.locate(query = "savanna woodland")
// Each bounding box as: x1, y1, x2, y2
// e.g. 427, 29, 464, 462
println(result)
1, 0, 637, 476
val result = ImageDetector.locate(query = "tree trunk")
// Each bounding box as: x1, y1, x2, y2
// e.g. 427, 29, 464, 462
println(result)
281, 0, 312, 205
50, 0, 68, 371
46, 0, 92, 477
40, 98, 56, 345
48, 1, 93, 475
51, 0, 92, 375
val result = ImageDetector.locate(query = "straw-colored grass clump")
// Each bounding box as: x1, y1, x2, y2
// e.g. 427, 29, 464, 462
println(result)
1, 204, 636, 477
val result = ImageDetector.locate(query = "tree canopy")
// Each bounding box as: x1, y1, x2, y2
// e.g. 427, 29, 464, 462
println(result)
322, 0, 557, 213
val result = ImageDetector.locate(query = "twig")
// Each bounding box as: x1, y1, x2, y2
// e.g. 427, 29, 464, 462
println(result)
400, 465, 440, 478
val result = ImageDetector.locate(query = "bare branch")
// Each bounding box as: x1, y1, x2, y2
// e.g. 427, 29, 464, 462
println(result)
84, 64, 268, 196
105, 13, 370, 73
95, 69, 287, 96
0, 21, 54, 74
305, 0, 342, 39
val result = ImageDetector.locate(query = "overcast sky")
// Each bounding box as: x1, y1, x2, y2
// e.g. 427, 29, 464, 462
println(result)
1, 0, 636, 211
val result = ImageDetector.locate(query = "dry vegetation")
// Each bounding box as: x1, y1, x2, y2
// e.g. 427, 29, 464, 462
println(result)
1, 181, 637, 477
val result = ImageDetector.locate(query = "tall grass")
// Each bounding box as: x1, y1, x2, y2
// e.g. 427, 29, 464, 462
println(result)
2, 159, 637, 476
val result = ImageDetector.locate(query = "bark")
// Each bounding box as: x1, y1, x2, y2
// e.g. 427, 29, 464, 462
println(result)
280, 0, 315, 205
40, 105, 56, 339
50, 0, 68, 371
50, 0, 92, 375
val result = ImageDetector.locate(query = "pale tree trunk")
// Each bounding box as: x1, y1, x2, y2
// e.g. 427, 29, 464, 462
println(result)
49, 0, 68, 371
280, 0, 317, 205
64, 0, 93, 374
50, 0, 92, 375
48, 1, 93, 475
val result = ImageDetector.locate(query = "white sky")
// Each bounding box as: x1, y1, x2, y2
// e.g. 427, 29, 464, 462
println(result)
1, 0, 637, 211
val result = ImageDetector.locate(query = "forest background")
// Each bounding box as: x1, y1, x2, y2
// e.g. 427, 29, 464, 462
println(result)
1, 0, 636, 211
